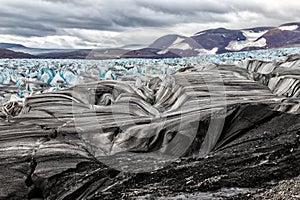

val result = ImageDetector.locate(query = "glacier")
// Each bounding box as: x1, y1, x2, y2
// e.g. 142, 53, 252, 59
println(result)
1, 47, 300, 199
0, 47, 300, 103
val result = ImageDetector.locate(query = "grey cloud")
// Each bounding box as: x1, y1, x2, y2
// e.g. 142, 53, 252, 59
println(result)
136, 0, 232, 15
0, 0, 299, 48
0, 0, 238, 37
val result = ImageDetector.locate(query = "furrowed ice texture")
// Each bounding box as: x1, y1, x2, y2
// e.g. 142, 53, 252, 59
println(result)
0, 49, 300, 198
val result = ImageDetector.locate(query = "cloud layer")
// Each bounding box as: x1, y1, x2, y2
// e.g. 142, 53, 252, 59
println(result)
0, 0, 300, 48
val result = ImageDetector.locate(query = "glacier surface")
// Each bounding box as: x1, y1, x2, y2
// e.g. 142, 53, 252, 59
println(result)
0, 47, 300, 103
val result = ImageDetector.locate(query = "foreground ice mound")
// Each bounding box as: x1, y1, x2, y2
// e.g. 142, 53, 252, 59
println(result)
1, 54, 299, 172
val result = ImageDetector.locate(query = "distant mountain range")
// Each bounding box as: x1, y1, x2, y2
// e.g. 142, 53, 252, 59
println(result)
1, 22, 300, 59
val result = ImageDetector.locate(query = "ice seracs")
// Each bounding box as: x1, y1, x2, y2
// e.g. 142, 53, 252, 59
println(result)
50, 73, 66, 86
105, 70, 116, 80
0, 47, 300, 103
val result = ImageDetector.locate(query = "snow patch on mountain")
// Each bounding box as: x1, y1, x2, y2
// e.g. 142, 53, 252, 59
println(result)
170, 42, 191, 50
157, 49, 168, 55
242, 30, 268, 41
172, 37, 185, 46
226, 38, 267, 51
194, 31, 206, 36
157, 38, 192, 54
196, 47, 218, 55
225, 30, 268, 51
278, 25, 299, 31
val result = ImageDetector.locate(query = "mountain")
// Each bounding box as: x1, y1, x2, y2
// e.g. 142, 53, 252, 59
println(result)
39, 49, 91, 59
146, 26, 275, 56
125, 22, 300, 58
0, 43, 26, 49
258, 22, 300, 48
1, 22, 300, 59
148, 34, 189, 49
0, 48, 36, 59
41, 48, 133, 59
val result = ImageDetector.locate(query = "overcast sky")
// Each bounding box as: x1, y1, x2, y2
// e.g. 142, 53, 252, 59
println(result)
0, 0, 300, 49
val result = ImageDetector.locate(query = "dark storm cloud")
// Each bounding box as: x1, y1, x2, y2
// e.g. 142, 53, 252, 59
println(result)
0, 0, 251, 37
0, 0, 177, 37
